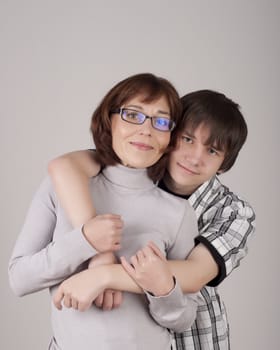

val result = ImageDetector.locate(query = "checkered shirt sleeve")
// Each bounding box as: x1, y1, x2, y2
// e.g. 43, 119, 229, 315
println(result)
190, 176, 256, 285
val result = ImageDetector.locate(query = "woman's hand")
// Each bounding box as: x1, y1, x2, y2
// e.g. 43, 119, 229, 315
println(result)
53, 268, 108, 312
88, 252, 123, 310
93, 288, 123, 310
120, 241, 175, 296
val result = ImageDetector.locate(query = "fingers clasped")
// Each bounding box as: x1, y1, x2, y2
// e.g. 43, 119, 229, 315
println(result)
82, 214, 124, 252
121, 241, 174, 297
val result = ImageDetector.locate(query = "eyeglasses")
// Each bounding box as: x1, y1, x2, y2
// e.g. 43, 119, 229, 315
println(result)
112, 108, 176, 132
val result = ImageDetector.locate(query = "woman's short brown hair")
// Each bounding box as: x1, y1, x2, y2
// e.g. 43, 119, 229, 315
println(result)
90, 73, 182, 182
179, 90, 248, 173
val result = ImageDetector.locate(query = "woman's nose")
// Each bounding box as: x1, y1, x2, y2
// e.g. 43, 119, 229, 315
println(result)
137, 119, 153, 135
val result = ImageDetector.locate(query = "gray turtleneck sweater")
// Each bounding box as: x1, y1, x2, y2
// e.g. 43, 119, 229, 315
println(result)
9, 165, 198, 350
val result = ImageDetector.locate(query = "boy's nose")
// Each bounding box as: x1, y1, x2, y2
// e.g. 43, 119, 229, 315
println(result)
187, 146, 204, 166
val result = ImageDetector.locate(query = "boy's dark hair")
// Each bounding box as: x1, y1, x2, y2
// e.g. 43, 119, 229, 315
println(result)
90, 73, 182, 182
180, 90, 248, 172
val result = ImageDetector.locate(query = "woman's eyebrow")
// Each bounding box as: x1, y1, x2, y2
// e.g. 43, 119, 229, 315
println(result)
125, 105, 170, 116
125, 104, 143, 110
157, 110, 170, 116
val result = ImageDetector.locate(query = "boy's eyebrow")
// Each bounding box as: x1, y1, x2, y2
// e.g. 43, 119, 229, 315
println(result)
182, 128, 224, 151
182, 129, 195, 138
208, 141, 224, 152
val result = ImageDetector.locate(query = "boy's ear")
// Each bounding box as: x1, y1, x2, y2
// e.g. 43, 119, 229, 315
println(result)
217, 169, 224, 175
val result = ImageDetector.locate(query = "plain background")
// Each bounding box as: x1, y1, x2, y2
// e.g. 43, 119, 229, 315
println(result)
1, 1, 279, 349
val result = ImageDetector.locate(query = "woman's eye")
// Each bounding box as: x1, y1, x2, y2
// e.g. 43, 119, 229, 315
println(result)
126, 112, 139, 119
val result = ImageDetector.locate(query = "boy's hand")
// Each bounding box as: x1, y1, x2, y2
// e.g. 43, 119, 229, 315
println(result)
120, 241, 175, 297
88, 252, 123, 310
82, 214, 123, 252
53, 268, 107, 311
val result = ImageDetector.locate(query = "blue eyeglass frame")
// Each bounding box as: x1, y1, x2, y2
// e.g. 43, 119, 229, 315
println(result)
111, 108, 176, 132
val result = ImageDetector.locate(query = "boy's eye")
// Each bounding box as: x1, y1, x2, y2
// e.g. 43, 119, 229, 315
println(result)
182, 135, 193, 143
209, 148, 218, 156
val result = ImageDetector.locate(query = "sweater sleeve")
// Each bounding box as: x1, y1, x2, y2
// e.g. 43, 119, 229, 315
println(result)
145, 279, 198, 332
8, 177, 97, 297
147, 201, 199, 331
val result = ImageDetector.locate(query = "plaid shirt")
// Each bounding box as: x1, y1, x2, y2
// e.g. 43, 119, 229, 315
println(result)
159, 176, 256, 350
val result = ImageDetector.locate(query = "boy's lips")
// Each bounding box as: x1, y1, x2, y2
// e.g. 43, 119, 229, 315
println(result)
130, 142, 154, 150
177, 162, 199, 175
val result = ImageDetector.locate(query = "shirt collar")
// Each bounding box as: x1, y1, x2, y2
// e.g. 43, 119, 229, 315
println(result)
102, 164, 155, 190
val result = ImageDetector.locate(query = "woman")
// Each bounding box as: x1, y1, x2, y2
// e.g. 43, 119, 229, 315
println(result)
9, 73, 198, 350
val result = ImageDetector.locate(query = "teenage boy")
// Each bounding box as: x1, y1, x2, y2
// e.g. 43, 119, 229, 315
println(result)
48, 90, 255, 350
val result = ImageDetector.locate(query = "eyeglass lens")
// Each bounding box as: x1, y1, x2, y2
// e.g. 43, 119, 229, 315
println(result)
121, 109, 174, 131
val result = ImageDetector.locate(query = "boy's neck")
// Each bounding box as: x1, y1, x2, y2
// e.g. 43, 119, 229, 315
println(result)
163, 172, 198, 196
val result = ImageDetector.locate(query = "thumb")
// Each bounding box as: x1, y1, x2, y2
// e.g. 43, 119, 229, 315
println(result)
147, 241, 166, 260
120, 256, 136, 277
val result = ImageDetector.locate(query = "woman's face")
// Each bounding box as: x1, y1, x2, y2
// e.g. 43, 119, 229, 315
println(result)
111, 94, 171, 168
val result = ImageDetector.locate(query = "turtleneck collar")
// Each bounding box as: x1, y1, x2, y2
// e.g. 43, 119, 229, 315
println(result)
102, 164, 155, 190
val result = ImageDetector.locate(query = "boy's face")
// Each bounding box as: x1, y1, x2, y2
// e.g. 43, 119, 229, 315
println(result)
167, 123, 225, 195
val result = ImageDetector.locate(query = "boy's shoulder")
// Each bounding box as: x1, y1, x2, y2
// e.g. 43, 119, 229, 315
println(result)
153, 185, 194, 217
190, 175, 254, 217
213, 176, 251, 205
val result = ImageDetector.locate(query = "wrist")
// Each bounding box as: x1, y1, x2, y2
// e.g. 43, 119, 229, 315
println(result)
101, 264, 126, 291
96, 264, 114, 289
81, 221, 98, 251
150, 276, 176, 297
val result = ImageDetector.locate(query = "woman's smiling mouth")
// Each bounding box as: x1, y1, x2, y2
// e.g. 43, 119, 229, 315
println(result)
130, 142, 154, 151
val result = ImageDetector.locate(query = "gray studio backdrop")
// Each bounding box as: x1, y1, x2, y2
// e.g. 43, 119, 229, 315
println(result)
1, 1, 279, 349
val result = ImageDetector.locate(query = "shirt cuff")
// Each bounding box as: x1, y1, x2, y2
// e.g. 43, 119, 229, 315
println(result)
195, 235, 226, 286
144, 277, 185, 311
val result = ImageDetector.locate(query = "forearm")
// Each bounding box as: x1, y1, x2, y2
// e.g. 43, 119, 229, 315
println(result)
9, 227, 96, 296
103, 264, 142, 293
9, 177, 97, 297
103, 245, 218, 294
105, 262, 214, 295
48, 150, 100, 227
168, 260, 213, 293
168, 244, 219, 293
